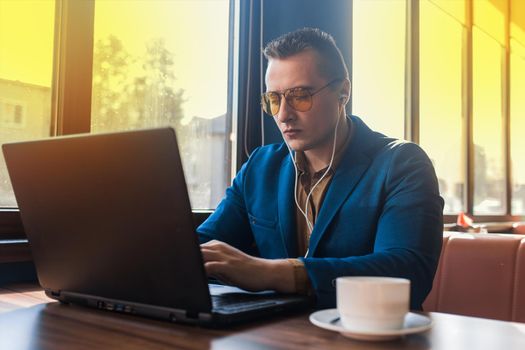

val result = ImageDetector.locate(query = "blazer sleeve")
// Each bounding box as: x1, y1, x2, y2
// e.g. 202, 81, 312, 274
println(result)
196, 150, 258, 256
301, 143, 444, 310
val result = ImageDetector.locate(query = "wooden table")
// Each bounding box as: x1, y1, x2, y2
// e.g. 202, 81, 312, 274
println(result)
1, 284, 525, 349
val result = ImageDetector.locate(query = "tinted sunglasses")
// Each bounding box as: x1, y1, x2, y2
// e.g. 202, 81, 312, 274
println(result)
261, 78, 343, 116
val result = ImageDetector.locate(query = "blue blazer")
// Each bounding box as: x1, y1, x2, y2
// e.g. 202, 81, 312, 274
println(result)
198, 115, 444, 310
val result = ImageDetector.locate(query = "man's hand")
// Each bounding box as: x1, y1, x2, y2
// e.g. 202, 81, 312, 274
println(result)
200, 240, 295, 293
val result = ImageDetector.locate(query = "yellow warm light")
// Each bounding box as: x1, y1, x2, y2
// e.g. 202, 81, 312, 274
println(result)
354, 0, 524, 214
428, 0, 465, 24
0, 0, 55, 86
420, 0, 465, 212
511, 0, 525, 45
511, 45, 525, 184
352, 0, 405, 139
475, 0, 506, 44
92, 0, 229, 121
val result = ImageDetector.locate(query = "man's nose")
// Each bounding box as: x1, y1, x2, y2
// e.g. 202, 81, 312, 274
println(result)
276, 96, 294, 124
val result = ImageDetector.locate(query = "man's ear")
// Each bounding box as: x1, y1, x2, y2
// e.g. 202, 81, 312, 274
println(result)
339, 78, 351, 105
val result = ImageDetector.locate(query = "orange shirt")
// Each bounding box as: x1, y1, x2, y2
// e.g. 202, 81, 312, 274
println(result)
287, 119, 353, 294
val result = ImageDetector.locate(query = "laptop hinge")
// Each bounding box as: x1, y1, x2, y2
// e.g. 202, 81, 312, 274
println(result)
169, 310, 212, 323
168, 309, 187, 322
46, 289, 61, 298
198, 312, 213, 322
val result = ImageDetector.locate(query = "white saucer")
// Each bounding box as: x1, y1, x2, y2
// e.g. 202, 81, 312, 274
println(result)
309, 309, 433, 341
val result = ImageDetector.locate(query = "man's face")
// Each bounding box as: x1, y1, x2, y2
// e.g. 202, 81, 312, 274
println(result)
265, 49, 343, 152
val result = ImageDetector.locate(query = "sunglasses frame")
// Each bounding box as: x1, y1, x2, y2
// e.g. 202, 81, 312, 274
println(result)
261, 78, 344, 116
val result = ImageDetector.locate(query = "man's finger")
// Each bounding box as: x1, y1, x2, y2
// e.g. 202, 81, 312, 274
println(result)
209, 272, 234, 286
201, 240, 224, 248
204, 261, 228, 275
200, 248, 225, 262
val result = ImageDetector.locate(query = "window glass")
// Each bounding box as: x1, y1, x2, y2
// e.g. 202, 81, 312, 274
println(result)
351, 0, 405, 139
474, 0, 506, 45
511, 39, 525, 214
91, 0, 231, 209
472, 26, 506, 215
511, 0, 525, 45
511, 0, 525, 215
427, 0, 464, 23
0, 0, 55, 207
419, 0, 465, 214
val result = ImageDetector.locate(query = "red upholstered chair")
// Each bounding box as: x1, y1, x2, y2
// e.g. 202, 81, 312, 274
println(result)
423, 232, 525, 322
512, 223, 525, 235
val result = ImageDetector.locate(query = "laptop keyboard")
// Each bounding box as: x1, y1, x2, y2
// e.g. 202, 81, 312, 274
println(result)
211, 294, 280, 313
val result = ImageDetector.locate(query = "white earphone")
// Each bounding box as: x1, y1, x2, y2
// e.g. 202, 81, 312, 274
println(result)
281, 114, 341, 258
275, 81, 348, 257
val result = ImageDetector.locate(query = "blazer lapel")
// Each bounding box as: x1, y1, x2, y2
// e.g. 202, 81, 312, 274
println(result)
306, 117, 376, 257
277, 157, 298, 258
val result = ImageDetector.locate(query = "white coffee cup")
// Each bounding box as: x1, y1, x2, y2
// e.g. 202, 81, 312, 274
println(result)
336, 276, 410, 332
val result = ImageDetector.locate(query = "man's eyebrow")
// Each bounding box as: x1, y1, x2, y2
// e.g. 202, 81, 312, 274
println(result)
292, 84, 315, 90
267, 84, 315, 93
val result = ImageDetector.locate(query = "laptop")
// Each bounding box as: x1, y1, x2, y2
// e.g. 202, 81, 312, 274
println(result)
2, 128, 311, 326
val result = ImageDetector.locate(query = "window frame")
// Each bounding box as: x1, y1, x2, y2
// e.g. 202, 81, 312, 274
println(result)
1, 0, 524, 252
0, 0, 98, 261
0, 0, 236, 246
404, 0, 520, 224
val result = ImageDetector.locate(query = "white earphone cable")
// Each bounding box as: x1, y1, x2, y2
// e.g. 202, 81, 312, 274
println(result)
281, 113, 342, 258
302, 115, 340, 233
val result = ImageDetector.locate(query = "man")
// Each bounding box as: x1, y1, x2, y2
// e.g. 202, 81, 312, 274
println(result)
198, 28, 443, 310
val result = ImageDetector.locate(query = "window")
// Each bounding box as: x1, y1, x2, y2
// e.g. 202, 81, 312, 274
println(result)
90, 0, 232, 209
472, 28, 506, 215
0, 0, 235, 243
352, 0, 524, 221
419, 0, 466, 214
0, 0, 55, 208
471, 0, 507, 215
352, 0, 406, 139
0, 99, 27, 128
510, 0, 525, 215
1, 0, 523, 231
511, 43, 525, 214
